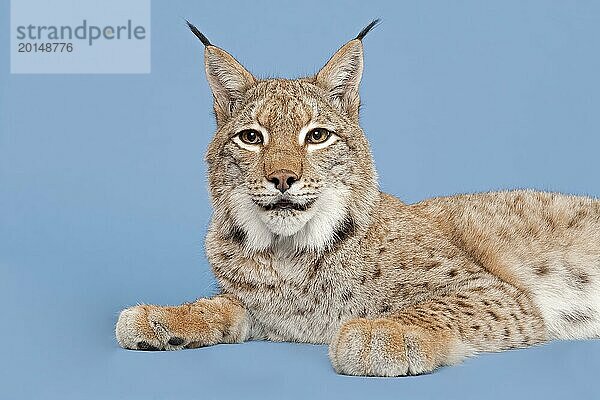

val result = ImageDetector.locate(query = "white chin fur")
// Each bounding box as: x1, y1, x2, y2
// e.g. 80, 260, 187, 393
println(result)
259, 209, 312, 237
229, 186, 351, 252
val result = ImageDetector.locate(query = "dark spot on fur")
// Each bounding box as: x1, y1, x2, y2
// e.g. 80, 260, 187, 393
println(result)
379, 304, 391, 313
525, 224, 540, 239
570, 270, 591, 288
543, 214, 557, 230
378, 247, 385, 254
331, 216, 356, 246
360, 275, 367, 284
372, 267, 382, 279
400, 314, 418, 325
561, 309, 593, 324
422, 261, 441, 270
498, 227, 512, 241
469, 286, 486, 293
487, 310, 500, 321
168, 337, 185, 346
137, 341, 159, 351
533, 262, 550, 276
228, 225, 246, 245
514, 297, 527, 314
341, 290, 353, 302
307, 259, 322, 281
567, 209, 587, 228
456, 300, 473, 309
471, 325, 481, 331
448, 269, 458, 278
358, 308, 368, 318
503, 327, 510, 338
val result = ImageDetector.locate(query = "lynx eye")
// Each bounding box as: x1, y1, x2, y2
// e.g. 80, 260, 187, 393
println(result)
306, 128, 331, 144
238, 129, 263, 145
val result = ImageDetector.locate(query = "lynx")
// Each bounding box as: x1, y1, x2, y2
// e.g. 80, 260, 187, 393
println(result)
116, 20, 600, 376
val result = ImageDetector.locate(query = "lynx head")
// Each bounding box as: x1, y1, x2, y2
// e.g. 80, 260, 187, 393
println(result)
188, 20, 380, 253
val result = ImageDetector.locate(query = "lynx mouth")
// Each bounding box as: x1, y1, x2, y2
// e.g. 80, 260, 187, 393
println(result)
259, 198, 315, 212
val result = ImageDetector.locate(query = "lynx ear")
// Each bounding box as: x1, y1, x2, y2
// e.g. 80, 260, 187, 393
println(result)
204, 46, 256, 124
186, 21, 256, 126
315, 19, 380, 120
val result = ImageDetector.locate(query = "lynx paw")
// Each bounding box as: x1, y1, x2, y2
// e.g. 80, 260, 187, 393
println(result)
115, 304, 216, 351
329, 318, 448, 376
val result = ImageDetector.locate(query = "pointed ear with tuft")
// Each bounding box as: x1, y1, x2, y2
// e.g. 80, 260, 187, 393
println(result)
186, 20, 256, 126
315, 40, 364, 120
204, 46, 256, 126
315, 19, 379, 120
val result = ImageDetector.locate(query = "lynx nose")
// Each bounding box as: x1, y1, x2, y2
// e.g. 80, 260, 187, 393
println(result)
267, 169, 299, 193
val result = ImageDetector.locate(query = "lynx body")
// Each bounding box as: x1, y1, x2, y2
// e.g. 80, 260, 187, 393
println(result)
116, 21, 600, 376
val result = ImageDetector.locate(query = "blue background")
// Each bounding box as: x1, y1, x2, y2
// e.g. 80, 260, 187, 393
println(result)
2, 1, 600, 399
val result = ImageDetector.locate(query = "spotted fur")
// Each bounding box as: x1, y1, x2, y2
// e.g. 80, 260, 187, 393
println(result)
116, 22, 600, 376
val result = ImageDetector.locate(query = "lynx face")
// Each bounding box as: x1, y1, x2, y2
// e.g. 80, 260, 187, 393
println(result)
200, 32, 379, 252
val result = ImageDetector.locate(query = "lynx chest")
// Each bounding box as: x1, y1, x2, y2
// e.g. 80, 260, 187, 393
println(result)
215, 252, 370, 343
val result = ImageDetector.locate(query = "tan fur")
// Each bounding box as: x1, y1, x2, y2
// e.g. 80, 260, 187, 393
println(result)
116, 23, 600, 376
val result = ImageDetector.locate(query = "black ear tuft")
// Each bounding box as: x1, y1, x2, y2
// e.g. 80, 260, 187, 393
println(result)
355, 19, 381, 41
185, 19, 212, 47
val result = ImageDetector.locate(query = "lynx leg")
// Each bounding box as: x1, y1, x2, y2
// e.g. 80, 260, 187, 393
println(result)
329, 283, 548, 376
115, 295, 249, 351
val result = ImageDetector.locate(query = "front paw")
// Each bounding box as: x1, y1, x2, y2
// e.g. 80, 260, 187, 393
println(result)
115, 304, 213, 351
329, 318, 445, 376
